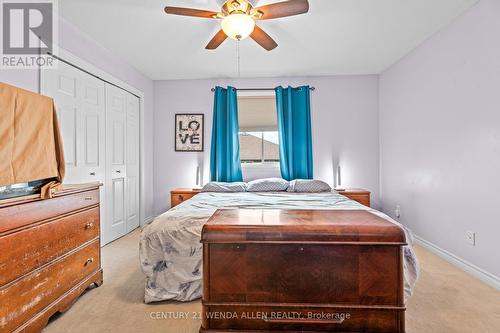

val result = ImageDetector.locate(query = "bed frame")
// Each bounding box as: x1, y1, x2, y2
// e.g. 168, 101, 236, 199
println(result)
201, 208, 407, 332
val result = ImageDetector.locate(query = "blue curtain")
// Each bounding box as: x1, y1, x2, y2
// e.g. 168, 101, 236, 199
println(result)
275, 85, 313, 180
210, 86, 243, 182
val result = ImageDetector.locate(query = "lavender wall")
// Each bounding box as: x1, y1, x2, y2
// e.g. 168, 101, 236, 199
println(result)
380, 0, 500, 277
0, 18, 155, 220
1, 0, 496, 284
154, 76, 380, 215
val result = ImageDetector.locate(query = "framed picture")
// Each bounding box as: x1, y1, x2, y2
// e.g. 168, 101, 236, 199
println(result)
175, 114, 204, 152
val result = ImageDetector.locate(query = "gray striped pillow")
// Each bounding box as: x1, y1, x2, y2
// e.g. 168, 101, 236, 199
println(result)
287, 179, 331, 193
246, 178, 289, 192
201, 182, 247, 192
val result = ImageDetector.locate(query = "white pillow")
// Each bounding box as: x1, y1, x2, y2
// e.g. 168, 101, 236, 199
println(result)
246, 178, 289, 192
201, 182, 247, 192
287, 179, 331, 193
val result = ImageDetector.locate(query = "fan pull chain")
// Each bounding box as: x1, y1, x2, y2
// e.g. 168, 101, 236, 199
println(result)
237, 41, 241, 78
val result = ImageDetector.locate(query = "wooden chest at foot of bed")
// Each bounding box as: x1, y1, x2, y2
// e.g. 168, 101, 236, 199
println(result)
201, 209, 407, 333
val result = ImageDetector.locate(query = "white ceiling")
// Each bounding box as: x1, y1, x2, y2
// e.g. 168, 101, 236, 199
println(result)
60, 0, 478, 80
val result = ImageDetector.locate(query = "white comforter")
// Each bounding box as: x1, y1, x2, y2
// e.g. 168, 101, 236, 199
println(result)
140, 191, 419, 303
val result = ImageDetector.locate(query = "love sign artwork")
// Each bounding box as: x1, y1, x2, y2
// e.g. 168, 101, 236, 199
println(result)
175, 114, 204, 152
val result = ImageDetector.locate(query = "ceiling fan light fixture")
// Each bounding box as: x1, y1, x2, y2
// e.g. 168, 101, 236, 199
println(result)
221, 13, 255, 41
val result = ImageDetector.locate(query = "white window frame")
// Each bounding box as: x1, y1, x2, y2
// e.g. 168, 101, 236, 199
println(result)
237, 90, 280, 175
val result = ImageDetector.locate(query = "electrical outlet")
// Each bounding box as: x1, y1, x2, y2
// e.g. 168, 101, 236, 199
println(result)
394, 205, 401, 219
466, 231, 476, 246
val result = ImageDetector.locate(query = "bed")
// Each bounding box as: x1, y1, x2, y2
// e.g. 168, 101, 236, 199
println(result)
140, 191, 419, 304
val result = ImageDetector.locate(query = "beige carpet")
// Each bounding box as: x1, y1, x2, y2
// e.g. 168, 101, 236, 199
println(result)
43, 229, 500, 333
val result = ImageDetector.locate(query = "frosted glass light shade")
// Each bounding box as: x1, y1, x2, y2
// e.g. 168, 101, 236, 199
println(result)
221, 14, 255, 41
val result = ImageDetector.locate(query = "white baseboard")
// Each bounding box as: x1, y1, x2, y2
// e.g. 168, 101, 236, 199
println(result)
143, 215, 156, 226
414, 235, 500, 291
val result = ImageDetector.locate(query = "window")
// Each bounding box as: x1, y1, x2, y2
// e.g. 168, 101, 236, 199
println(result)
237, 95, 279, 164
239, 131, 279, 163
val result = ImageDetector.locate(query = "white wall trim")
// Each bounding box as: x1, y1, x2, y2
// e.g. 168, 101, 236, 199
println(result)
40, 46, 147, 231
415, 235, 500, 291
143, 215, 156, 225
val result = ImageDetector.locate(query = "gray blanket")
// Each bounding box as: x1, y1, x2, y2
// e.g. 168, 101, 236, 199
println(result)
140, 191, 419, 303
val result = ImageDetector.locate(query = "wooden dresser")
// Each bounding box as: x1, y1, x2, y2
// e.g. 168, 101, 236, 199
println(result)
0, 183, 103, 333
201, 209, 406, 333
170, 188, 201, 208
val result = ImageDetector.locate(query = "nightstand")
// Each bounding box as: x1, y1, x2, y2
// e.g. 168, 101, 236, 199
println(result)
336, 188, 371, 207
170, 188, 201, 208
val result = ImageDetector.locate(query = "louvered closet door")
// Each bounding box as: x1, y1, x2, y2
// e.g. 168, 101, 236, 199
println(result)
105, 84, 128, 243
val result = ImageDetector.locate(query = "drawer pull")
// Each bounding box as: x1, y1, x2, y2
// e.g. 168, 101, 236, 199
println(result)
84, 197, 93, 201
89, 172, 96, 176
85, 257, 95, 266
178, 195, 184, 201
85, 222, 94, 230
116, 170, 121, 173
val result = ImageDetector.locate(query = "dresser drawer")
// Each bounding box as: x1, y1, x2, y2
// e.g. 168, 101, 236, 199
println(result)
0, 207, 99, 286
171, 192, 197, 208
343, 194, 370, 207
336, 190, 371, 207
0, 240, 100, 333
0, 189, 100, 233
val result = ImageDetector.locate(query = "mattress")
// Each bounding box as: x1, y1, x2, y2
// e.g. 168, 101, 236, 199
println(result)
139, 191, 419, 303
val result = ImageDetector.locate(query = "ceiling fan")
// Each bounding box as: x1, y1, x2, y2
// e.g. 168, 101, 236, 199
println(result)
164, 0, 309, 51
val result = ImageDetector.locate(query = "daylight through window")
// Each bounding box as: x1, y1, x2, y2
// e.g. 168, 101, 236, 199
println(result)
237, 95, 279, 164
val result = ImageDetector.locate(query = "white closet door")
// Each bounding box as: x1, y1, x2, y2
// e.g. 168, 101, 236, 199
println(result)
44, 62, 79, 182
43, 62, 106, 185
126, 94, 140, 231
43, 60, 141, 246
43, 61, 107, 242
79, 74, 106, 183
105, 84, 128, 243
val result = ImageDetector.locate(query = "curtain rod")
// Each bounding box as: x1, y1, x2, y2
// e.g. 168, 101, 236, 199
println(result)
210, 87, 316, 92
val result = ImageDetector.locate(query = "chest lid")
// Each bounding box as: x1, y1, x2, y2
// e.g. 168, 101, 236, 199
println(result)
202, 209, 406, 245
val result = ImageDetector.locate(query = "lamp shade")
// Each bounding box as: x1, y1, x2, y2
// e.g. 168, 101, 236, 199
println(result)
221, 14, 255, 40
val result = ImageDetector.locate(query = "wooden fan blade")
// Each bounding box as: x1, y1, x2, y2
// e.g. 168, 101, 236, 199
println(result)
164, 6, 219, 19
256, 0, 309, 20
250, 26, 278, 51
206, 30, 228, 50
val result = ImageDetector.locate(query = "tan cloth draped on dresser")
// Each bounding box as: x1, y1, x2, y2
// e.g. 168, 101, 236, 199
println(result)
0, 82, 65, 198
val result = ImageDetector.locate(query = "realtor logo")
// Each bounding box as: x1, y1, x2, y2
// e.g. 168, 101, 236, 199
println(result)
1, 0, 58, 69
